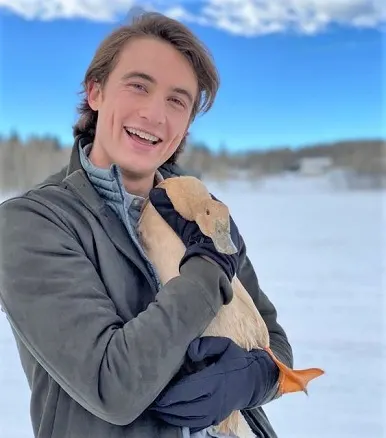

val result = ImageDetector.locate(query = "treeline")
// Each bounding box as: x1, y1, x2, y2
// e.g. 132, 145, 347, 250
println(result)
179, 138, 386, 178
0, 132, 385, 193
0, 133, 72, 194
178, 138, 386, 190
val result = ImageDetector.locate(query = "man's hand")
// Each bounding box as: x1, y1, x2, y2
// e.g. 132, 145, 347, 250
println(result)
150, 336, 279, 432
148, 188, 242, 283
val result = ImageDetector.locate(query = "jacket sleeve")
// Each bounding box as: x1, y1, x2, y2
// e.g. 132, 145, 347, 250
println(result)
0, 195, 232, 426
237, 237, 294, 405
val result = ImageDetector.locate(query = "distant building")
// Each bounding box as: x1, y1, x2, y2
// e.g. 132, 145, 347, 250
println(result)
297, 156, 333, 175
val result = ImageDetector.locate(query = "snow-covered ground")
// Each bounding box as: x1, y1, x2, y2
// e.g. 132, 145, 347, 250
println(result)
1, 176, 385, 438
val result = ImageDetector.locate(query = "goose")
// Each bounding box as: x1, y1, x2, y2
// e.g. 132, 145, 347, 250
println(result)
137, 175, 324, 438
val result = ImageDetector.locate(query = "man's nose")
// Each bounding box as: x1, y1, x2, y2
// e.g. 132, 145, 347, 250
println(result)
137, 95, 166, 125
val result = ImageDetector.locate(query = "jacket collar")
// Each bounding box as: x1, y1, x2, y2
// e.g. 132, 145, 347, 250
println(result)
66, 134, 90, 176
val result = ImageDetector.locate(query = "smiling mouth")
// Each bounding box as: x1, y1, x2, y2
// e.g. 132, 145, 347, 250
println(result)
124, 127, 162, 146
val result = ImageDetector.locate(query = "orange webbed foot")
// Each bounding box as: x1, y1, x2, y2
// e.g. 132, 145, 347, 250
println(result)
264, 347, 324, 395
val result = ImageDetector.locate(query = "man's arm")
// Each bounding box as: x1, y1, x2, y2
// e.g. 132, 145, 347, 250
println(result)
237, 237, 294, 404
0, 195, 232, 426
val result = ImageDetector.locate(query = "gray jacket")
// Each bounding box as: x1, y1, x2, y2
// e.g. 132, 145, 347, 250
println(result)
0, 136, 293, 438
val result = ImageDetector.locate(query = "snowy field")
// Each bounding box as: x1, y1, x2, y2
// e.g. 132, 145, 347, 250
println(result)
1, 175, 385, 438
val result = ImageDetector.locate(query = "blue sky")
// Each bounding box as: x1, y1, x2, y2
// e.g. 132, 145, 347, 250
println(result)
0, 0, 384, 152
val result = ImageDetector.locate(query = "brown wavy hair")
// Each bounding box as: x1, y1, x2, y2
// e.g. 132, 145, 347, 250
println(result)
73, 11, 220, 164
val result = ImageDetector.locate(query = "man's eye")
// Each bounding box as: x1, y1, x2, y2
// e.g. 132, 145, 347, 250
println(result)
130, 83, 146, 91
170, 97, 184, 107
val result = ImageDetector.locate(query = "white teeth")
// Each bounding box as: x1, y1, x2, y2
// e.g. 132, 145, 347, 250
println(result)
126, 127, 160, 143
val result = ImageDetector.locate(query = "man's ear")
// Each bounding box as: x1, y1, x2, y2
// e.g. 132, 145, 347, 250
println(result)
87, 80, 102, 111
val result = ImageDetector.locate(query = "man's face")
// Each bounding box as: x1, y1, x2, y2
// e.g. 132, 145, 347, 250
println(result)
87, 36, 198, 184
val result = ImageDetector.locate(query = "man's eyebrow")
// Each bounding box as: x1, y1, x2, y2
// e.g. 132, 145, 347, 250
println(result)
121, 71, 194, 105
121, 71, 155, 83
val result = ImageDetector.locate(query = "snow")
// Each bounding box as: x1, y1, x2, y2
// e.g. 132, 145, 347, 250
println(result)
1, 176, 385, 438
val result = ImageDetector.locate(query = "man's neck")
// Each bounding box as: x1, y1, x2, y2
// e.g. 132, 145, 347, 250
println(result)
121, 173, 156, 198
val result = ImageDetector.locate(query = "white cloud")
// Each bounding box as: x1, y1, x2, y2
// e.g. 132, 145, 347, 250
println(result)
0, 0, 144, 22
166, 0, 386, 36
0, 0, 385, 35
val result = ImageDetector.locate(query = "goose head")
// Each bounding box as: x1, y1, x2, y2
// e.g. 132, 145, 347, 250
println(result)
156, 176, 237, 255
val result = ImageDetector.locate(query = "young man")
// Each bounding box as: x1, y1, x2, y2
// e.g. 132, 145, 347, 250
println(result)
0, 12, 293, 438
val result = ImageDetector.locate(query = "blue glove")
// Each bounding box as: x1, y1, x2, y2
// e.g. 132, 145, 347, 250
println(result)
150, 336, 279, 432
148, 188, 242, 282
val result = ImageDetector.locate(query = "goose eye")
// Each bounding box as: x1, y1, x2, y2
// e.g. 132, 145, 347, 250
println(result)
206, 209, 210, 215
